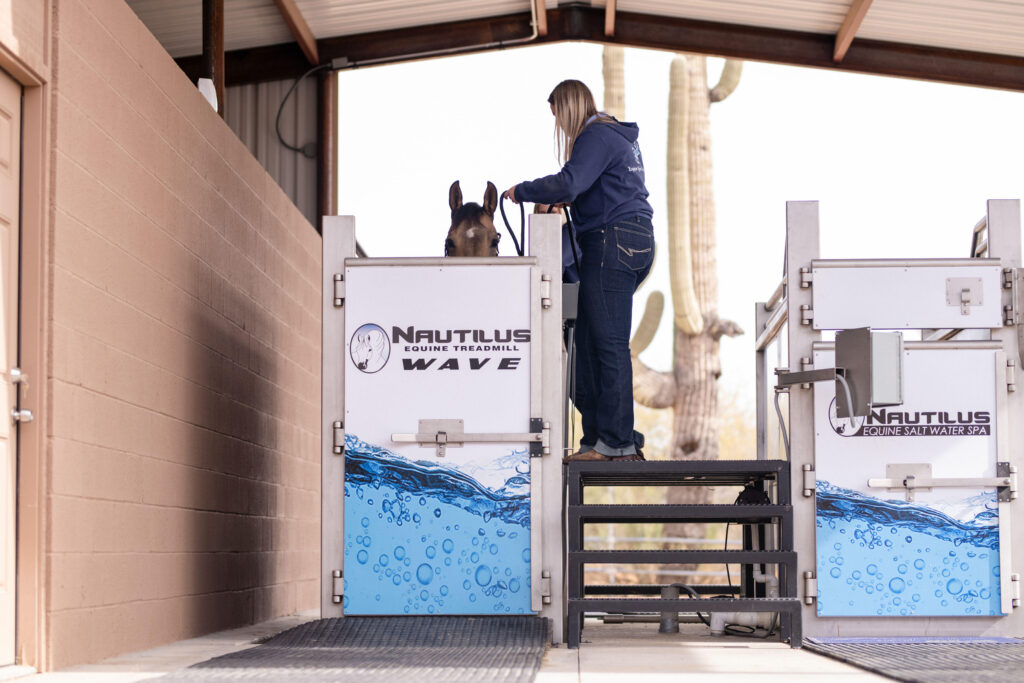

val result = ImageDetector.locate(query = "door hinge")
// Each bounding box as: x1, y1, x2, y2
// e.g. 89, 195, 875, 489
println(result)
998, 461, 1018, 502
1004, 268, 1020, 326
800, 304, 813, 325
803, 570, 817, 605
540, 275, 552, 309
1011, 573, 1021, 608
333, 273, 345, 307
540, 570, 552, 605
802, 463, 816, 498
1008, 359, 1017, 393
800, 267, 813, 288
333, 420, 345, 455
332, 569, 344, 604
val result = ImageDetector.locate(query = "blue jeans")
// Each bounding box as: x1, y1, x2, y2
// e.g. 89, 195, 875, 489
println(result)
573, 217, 655, 456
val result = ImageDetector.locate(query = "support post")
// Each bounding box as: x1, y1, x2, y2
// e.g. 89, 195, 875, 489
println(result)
202, 0, 225, 117
317, 70, 338, 233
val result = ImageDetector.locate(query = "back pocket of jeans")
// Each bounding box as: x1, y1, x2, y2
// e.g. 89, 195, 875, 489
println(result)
614, 226, 653, 271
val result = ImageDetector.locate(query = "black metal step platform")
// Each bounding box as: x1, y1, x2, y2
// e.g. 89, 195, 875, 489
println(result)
565, 459, 800, 648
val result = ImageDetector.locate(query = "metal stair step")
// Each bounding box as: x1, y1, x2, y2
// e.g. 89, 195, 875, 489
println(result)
568, 597, 802, 612
568, 549, 796, 565
568, 503, 791, 524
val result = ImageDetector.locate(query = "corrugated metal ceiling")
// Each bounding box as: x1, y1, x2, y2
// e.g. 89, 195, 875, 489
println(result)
126, 0, 1024, 61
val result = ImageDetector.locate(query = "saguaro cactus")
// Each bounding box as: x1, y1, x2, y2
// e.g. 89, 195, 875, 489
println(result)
602, 46, 625, 120
632, 55, 744, 535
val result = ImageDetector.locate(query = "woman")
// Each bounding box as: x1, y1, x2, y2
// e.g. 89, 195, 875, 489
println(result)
504, 79, 654, 462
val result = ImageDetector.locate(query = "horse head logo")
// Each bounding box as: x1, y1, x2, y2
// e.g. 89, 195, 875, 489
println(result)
828, 396, 863, 437
350, 324, 390, 373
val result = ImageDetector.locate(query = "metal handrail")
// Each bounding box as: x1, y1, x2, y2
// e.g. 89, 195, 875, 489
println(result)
763, 276, 786, 312
971, 216, 988, 257
755, 304, 787, 352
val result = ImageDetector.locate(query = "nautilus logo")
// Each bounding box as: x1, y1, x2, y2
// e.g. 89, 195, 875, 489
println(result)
828, 397, 863, 437
350, 323, 390, 373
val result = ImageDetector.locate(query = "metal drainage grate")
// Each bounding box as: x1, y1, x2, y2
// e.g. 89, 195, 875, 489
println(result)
804, 637, 1024, 683
159, 616, 549, 683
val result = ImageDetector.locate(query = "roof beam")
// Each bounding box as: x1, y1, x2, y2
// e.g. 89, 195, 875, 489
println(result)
176, 6, 1024, 93
834, 0, 875, 63
273, 0, 319, 65
605, 0, 616, 38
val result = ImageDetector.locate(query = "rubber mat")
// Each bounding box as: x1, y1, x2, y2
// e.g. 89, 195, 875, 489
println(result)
159, 616, 549, 682
804, 637, 1024, 683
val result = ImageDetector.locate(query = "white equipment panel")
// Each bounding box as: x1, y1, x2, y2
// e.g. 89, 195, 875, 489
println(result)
812, 344, 1010, 617
812, 260, 1003, 330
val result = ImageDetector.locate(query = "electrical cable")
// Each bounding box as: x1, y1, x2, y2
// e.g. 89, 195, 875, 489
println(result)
275, 64, 330, 158
671, 583, 711, 626
773, 388, 791, 460
835, 372, 864, 431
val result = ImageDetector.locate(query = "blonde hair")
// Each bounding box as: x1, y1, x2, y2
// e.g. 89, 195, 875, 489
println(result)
548, 80, 614, 164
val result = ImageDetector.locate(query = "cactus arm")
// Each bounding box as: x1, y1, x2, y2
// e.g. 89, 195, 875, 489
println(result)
707, 314, 745, 341
709, 60, 743, 103
602, 46, 626, 119
632, 357, 677, 409
667, 56, 704, 335
630, 291, 664, 356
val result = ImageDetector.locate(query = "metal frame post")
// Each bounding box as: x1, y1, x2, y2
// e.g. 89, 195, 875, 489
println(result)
784, 202, 820, 637
528, 212, 565, 643
321, 216, 356, 617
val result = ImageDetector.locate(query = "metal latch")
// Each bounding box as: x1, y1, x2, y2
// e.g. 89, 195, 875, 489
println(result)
540, 570, 552, 605
540, 275, 552, 309
946, 277, 982, 315
333, 420, 345, 455
333, 273, 345, 307
332, 569, 344, 604
803, 570, 817, 605
392, 418, 545, 458
11, 409, 32, 424
867, 462, 1016, 502
802, 463, 815, 498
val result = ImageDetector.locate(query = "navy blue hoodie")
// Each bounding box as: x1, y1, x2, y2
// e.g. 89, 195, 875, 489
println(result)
515, 118, 653, 235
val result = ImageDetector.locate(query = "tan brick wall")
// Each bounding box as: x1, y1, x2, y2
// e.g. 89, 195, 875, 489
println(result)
45, 0, 321, 669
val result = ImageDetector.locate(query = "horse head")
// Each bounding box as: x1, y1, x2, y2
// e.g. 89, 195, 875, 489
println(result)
352, 328, 387, 371
445, 180, 500, 257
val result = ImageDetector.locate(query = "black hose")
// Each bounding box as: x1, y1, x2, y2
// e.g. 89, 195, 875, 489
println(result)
275, 64, 330, 158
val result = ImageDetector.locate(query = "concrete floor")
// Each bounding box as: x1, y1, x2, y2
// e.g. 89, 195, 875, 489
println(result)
2, 613, 887, 682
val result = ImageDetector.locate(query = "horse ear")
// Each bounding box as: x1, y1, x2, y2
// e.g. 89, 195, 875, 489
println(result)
449, 181, 463, 214
483, 181, 498, 216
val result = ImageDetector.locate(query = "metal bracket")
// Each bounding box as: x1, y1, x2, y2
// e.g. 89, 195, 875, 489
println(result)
540, 570, 552, 605
392, 418, 544, 458
803, 571, 817, 605
801, 463, 815, 498
332, 421, 345, 455
800, 304, 813, 325
799, 267, 813, 288
946, 277, 983, 315
540, 275, 552, 309
333, 273, 345, 307
331, 569, 344, 604
868, 462, 1015, 502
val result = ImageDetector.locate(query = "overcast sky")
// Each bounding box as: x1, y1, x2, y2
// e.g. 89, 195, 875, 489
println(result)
336, 42, 1024, 409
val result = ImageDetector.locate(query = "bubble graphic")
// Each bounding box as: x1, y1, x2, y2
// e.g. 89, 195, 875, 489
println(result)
426, 546, 437, 559
471, 552, 480, 563
434, 508, 442, 518
867, 564, 878, 576
475, 565, 493, 587
914, 559, 925, 570
830, 567, 842, 579
947, 579, 964, 595
420, 590, 429, 601
394, 546, 406, 561
463, 580, 472, 590
392, 575, 401, 586
489, 544, 499, 555
510, 579, 521, 592
416, 563, 433, 585
522, 548, 531, 563
440, 585, 449, 596
361, 517, 370, 528
898, 564, 908, 575
357, 550, 368, 564
379, 554, 389, 567
889, 577, 906, 594
443, 539, 454, 554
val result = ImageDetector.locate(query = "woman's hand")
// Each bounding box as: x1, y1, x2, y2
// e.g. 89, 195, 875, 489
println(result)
503, 185, 518, 204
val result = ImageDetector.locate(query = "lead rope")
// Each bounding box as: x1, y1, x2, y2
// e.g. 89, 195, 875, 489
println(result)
498, 196, 526, 256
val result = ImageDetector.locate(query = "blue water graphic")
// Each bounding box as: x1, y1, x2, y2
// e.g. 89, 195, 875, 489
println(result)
816, 481, 1001, 617
343, 435, 532, 615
